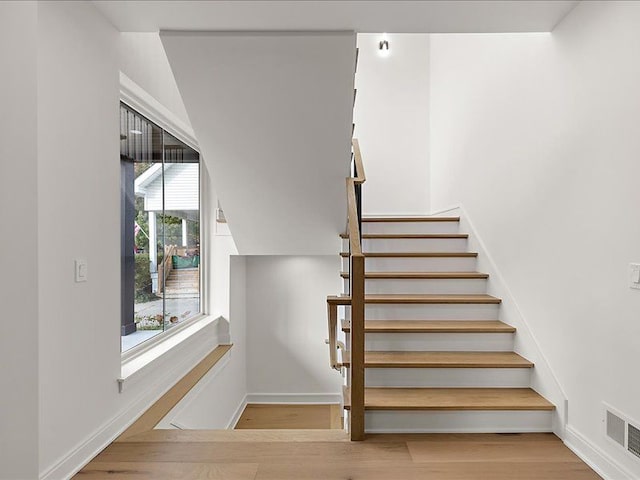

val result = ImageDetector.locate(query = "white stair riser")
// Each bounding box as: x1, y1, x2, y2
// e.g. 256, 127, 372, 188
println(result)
342, 238, 468, 253
345, 332, 513, 352
364, 368, 531, 388
342, 278, 487, 295
365, 303, 500, 320
342, 256, 477, 272
362, 222, 460, 235
361, 410, 553, 433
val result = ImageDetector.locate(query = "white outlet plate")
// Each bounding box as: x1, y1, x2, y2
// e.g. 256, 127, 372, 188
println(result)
629, 263, 640, 289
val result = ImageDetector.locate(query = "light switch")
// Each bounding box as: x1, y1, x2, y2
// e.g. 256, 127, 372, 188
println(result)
629, 263, 640, 289
75, 259, 88, 282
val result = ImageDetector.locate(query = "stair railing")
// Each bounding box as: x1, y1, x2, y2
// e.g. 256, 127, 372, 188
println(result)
347, 138, 367, 440
326, 138, 366, 440
157, 244, 177, 294
347, 138, 366, 440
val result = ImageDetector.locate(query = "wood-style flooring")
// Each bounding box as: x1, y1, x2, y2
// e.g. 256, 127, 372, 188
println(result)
76, 431, 601, 479
235, 404, 343, 430
73, 352, 599, 479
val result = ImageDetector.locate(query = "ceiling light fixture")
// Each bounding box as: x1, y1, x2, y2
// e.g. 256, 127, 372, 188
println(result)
378, 34, 390, 57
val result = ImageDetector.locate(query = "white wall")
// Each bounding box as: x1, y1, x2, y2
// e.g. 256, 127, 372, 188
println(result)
37, 0, 121, 474
32, 3, 241, 478
0, 3, 39, 479
157, 256, 247, 429
161, 32, 355, 255
154, 255, 343, 427
354, 34, 430, 216
119, 33, 191, 128
430, 2, 640, 477
245, 256, 343, 400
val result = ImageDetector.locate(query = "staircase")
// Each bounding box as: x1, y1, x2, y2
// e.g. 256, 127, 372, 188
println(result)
330, 216, 555, 434
159, 267, 199, 299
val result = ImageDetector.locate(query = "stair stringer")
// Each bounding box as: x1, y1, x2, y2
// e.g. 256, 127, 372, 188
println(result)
434, 204, 568, 439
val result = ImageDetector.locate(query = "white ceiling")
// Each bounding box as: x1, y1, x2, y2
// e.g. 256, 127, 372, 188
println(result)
93, 1, 579, 33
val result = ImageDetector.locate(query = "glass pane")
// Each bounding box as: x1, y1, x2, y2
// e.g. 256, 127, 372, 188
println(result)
121, 103, 164, 352
161, 131, 201, 331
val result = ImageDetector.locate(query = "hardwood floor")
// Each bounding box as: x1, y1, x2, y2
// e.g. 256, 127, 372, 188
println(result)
74, 365, 599, 479
235, 404, 343, 430
76, 431, 601, 479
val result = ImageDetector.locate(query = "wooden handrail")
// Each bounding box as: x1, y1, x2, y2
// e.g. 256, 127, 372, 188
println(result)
158, 244, 177, 294
352, 138, 366, 184
346, 138, 366, 440
346, 178, 362, 255
326, 138, 366, 440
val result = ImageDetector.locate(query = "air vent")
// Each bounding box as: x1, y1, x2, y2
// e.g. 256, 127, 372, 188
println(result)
629, 424, 640, 459
607, 410, 626, 447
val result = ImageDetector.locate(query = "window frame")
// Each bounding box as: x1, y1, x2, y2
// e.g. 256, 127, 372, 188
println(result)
120, 74, 208, 362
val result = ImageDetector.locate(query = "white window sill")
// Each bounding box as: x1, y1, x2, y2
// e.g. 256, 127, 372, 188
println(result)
118, 315, 230, 393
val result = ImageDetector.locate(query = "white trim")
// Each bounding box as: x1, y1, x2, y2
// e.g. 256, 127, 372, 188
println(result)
120, 72, 198, 151
121, 311, 206, 364
451, 203, 569, 438
226, 395, 249, 429
120, 315, 218, 382
565, 425, 635, 480
245, 393, 343, 404
40, 325, 224, 480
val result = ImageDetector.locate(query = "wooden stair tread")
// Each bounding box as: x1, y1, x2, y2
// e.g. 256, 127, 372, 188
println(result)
363, 217, 460, 222
340, 233, 468, 239
343, 387, 555, 411
341, 320, 515, 333
327, 294, 501, 305
341, 351, 533, 368
340, 251, 477, 258
339, 271, 489, 279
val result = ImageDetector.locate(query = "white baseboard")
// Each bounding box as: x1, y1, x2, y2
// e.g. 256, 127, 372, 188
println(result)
564, 425, 634, 480
245, 393, 342, 404
226, 395, 248, 429
452, 203, 569, 439
40, 331, 225, 480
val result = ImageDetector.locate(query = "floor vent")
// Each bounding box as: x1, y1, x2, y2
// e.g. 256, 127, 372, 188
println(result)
629, 423, 640, 459
606, 410, 625, 447
604, 403, 640, 463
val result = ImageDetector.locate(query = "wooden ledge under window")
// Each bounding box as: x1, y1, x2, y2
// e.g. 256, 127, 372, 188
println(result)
117, 344, 232, 442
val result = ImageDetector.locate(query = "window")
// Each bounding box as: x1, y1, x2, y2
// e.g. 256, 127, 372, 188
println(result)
120, 102, 201, 352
